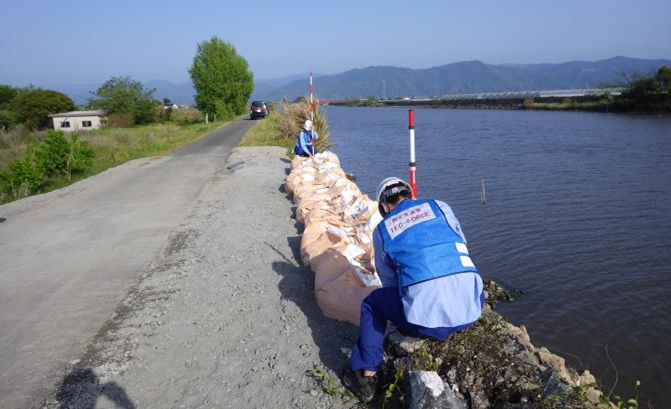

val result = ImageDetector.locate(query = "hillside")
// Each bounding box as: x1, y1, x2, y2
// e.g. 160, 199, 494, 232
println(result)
252, 56, 671, 101
44, 57, 671, 105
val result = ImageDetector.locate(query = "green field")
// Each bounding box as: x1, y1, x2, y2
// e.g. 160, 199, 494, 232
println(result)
0, 119, 230, 203
238, 112, 295, 155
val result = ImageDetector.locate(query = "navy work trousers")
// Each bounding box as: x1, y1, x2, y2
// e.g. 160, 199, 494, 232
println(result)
349, 286, 475, 372
294, 145, 316, 157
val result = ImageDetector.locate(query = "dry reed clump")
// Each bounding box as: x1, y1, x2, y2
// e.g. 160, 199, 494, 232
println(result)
278, 98, 333, 151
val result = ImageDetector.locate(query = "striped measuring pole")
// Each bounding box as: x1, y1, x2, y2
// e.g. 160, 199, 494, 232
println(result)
310, 71, 315, 152
408, 109, 417, 199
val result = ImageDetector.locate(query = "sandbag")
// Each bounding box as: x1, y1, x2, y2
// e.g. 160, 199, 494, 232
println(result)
317, 270, 378, 325
312, 248, 354, 294
287, 150, 383, 326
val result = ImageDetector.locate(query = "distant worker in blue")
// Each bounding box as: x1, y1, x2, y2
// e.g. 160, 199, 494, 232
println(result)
293, 119, 318, 157
342, 177, 484, 402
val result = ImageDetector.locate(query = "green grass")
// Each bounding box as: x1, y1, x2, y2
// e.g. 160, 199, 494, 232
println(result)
306, 364, 356, 403
0, 119, 231, 204
78, 121, 227, 174
238, 111, 294, 150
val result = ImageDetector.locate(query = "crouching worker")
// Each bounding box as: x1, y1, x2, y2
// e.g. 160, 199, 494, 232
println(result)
293, 119, 318, 157
342, 177, 484, 402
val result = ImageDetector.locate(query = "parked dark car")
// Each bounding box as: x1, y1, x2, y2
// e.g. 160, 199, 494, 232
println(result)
249, 101, 268, 119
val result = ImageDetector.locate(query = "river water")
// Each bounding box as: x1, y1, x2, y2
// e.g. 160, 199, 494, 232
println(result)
325, 106, 671, 407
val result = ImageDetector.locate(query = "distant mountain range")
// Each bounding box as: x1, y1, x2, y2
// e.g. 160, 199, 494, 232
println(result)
251, 56, 671, 101
47, 57, 671, 106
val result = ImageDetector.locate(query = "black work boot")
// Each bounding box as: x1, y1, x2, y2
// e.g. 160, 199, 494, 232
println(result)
341, 366, 378, 403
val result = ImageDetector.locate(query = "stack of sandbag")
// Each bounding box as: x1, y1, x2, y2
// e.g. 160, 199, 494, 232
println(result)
286, 152, 384, 325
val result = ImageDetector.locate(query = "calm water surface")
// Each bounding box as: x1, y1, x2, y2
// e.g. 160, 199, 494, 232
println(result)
326, 106, 671, 406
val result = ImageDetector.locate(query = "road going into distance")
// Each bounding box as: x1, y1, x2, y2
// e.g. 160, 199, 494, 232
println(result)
0, 119, 254, 408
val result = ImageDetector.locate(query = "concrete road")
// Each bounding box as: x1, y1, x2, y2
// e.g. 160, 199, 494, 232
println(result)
0, 119, 254, 408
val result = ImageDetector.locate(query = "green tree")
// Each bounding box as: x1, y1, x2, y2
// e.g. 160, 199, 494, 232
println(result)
189, 36, 254, 119
0, 84, 19, 108
14, 89, 75, 129
88, 76, 157, 116
132, 98, 159, 124
0, 110, 19, 130
656, 65, 671, 92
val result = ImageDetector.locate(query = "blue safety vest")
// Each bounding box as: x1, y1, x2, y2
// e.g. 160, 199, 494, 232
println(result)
377, 199, 477, 294
293, 130, 317, 155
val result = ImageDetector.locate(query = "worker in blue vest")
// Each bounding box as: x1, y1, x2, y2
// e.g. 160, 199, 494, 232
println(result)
293, 119, 318, 157
342, 177, 484, 402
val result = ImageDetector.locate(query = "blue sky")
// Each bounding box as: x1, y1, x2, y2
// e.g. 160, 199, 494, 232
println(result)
1, 0, 669, 86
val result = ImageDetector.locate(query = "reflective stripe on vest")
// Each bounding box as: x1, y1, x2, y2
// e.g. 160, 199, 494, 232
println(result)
377, 199, 477, 293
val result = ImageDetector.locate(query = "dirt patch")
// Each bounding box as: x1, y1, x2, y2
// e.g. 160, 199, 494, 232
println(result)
162, 229, 198, 257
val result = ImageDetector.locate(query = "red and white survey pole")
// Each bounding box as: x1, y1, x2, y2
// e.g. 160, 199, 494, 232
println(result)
408, 109, 418, 199
310, 71, 314, 122
309, 71, 315, 150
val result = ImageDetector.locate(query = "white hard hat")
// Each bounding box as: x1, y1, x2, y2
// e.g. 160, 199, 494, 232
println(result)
304, 120, 313, 130
376, 177, 412, 217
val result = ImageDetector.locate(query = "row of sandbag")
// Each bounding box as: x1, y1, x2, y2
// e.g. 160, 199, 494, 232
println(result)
286, 152, 383, 325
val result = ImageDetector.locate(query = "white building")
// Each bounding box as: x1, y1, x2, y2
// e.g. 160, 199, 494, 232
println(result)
50, 110, 107, 132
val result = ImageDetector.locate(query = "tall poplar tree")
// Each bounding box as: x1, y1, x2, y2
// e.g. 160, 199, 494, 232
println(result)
189, 37, 254, 119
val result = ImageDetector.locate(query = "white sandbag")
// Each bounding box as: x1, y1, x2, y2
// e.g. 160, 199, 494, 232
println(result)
325, 225, 355, 243
355, 268, 383, 288
340, 244, 367, 265
364, 209, 383, 232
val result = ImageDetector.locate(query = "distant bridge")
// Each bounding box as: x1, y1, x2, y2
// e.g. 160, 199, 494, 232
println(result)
318, 88, 625, 105
439, 88, 624, 101
385, 88, 625, 103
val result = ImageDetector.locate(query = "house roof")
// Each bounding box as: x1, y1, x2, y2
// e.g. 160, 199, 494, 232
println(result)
49, 110, 107, 118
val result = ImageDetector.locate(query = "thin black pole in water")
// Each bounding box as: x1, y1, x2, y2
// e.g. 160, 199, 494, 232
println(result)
480, 178, 486, 205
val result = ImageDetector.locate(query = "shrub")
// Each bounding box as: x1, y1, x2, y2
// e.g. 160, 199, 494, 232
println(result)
35, 131, 70, 176
33, 131, 94, 180
0, 145, 44, 198
67, 135, 94, 178
0, 131, 95, 200
132, 99, 159, 125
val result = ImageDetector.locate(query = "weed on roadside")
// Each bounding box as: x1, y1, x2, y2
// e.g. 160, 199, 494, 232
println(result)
381, 365, 406, 409
305, 364, 357, 404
